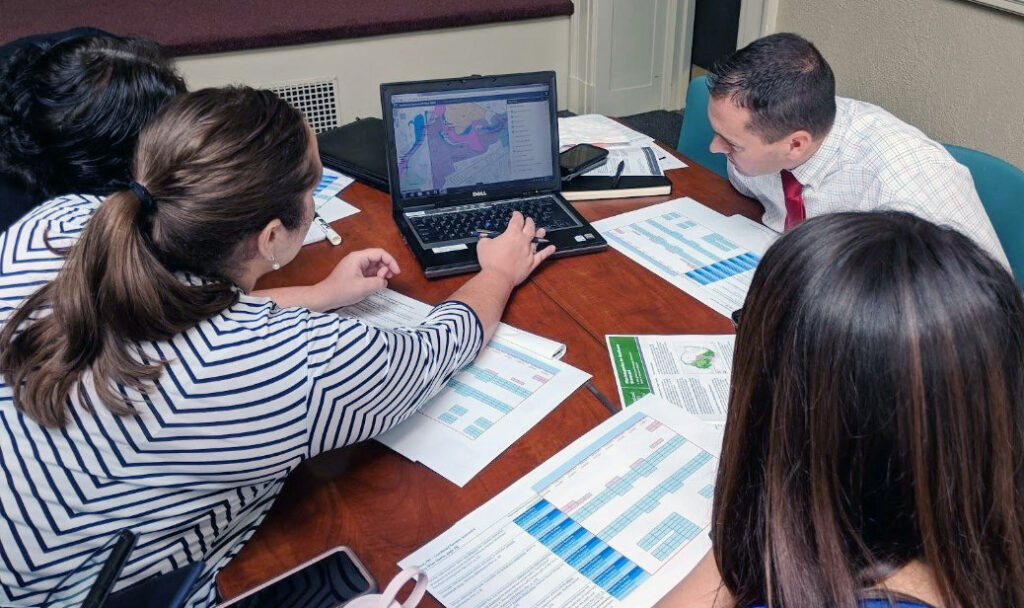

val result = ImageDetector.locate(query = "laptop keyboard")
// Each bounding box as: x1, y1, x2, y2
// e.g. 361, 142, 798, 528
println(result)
407, 195, 579, 245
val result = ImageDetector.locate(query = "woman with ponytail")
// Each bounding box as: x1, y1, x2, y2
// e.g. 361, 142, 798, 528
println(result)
657, 212, 1024, 608
0, 28, 184, 231
0, 86, 554, 607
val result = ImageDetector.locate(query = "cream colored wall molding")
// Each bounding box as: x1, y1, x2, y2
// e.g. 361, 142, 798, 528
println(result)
964, 0, 1024, 16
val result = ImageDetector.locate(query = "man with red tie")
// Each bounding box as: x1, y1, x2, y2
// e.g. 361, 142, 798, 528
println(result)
706, 33, 1007, 265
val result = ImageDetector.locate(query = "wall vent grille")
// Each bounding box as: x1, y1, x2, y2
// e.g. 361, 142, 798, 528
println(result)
267, 78, 340, 133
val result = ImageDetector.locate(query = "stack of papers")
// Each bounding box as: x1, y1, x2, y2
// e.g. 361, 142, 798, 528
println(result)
304, 167, 360, 245
338, 289, 589, 486
607, 334, 735, 429
592, 198, 778, 318
401, 394, 723, 607
558, 114, 687, 174
558, 114, 653, 148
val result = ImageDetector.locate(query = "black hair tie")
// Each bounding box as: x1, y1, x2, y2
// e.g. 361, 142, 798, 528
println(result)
128, 181, 156, 212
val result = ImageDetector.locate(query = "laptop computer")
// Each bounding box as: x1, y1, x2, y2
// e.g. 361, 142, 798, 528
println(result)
380, 71, 607, 278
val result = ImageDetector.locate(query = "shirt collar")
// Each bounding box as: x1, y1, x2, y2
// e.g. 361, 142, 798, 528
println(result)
175, 270, 242, 294
789, 97, 846, 190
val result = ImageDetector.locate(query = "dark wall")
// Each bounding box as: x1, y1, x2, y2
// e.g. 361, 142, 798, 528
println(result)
691, 0, 741, 70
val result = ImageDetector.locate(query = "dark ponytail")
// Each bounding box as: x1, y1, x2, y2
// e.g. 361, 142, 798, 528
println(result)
0, 87, 320, 427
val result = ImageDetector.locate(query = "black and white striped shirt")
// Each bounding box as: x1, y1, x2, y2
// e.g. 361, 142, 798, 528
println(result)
0, 195, 483, 607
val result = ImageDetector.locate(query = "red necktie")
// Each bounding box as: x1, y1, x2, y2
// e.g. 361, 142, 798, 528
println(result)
780, 170, 806, 231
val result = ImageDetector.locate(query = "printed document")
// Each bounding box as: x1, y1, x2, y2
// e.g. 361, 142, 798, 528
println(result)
584, 146, 665, 177
591, 198, 778, 317
607, 335, 735, 428
400, 394, 722, 608
339, 289, 588, 486
304, 167, 359, 245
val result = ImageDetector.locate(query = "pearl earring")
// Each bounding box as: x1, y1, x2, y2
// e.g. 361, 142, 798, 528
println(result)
269, 255, 280, 271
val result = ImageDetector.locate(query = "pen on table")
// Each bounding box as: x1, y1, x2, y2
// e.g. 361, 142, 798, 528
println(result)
611, 160, 626, 189
314, 213, 343, 246
585, 381, 619, 415
473, 228, 549, 244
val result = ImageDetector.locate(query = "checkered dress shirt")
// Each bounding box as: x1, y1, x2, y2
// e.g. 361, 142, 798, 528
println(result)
727, 96, 1008, 267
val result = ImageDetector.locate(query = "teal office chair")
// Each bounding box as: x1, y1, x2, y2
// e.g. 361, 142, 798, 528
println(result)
676, 75, 728, 178
944, 144, 1024, 281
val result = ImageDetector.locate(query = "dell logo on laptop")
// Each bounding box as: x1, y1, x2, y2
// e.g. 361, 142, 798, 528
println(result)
472, 191, 487, 197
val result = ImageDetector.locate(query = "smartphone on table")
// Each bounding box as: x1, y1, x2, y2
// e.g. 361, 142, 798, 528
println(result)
216, 546, 375, 608
559, 143, 609, 181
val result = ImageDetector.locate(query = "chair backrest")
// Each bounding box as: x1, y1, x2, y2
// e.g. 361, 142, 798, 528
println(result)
676, 75, 728, 178
943, 144, 1024, 281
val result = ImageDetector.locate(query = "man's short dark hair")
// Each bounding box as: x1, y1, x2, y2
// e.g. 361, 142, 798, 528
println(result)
708, 33, 836, 143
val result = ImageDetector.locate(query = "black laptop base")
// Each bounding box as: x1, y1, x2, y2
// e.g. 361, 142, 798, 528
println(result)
396, 221, 607, 279
395, 200, 607, 279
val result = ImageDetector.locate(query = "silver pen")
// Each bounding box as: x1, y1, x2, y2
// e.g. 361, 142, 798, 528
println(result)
314, 213, 342, 246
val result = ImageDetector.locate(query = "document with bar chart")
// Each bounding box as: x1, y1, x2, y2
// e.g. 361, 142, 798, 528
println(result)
401, 394, 723, 608
340, 289, 589, 486
591, 198, 778, 317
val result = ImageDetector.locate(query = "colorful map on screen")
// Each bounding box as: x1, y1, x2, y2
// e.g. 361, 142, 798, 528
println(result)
395, 100, 511, 193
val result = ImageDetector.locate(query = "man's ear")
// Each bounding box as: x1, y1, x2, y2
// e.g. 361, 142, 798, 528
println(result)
785, 130, 815, 162
256, 218, 285, 262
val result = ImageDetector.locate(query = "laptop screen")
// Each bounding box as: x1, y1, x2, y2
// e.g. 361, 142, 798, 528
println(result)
386, 78, 556, 202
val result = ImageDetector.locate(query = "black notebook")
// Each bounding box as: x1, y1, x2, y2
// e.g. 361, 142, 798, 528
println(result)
560, 174, 672, 200
316, 118, 389, 191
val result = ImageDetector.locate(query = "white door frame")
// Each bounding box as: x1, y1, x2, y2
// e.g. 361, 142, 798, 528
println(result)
737, 0, 779, 48
569, 0, 697, 114
568, 0, 778, 114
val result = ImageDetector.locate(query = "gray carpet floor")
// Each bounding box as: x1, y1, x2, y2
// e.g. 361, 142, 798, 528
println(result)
617, 109, 684, 147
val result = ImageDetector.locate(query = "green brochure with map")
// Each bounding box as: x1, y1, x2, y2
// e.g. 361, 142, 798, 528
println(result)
606, 335, 735, 428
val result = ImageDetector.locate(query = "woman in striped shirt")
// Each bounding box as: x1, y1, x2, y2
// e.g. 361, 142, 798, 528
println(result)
0, 87, 554, 607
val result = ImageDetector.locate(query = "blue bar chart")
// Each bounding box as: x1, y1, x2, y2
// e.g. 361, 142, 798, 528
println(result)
528, 411, 718, 579
593, 199, 770, 318
401, 396, 722, 608
419, 339, 559, 440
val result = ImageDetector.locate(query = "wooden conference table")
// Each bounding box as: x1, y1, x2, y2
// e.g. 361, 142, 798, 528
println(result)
217, 149, 762, 605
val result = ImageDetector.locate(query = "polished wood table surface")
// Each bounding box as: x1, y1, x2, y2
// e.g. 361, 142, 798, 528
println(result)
217, 152, 760, 606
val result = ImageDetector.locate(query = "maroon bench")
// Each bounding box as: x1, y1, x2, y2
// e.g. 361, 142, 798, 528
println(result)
1, 0, 574, 56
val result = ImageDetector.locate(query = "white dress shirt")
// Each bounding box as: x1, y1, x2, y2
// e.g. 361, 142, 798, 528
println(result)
728, 96, 1008, 266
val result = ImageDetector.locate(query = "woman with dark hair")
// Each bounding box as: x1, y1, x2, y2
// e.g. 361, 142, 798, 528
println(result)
658, 212, 1024, 608
0, 86, 554, 607
0, 28, 185, 231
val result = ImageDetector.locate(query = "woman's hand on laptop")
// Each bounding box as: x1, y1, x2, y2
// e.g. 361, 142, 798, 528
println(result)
476, 211, 556, 289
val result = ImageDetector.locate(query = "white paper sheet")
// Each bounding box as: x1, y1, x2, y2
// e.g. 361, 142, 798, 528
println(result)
304, 167, 360, 244
314, 167, 355, 205
651, 142, 688, 171
303, 196, 360, 245
607, 335, 735, 429
592, 198, 778, 318
400, 394, 722, 608
584, 146, 666, 177
558, 114, 656, 149
338, 289, 587, 486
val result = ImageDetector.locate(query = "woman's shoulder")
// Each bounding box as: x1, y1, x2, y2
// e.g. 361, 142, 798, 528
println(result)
2, 193, 102, 245
0, 194, 101, 287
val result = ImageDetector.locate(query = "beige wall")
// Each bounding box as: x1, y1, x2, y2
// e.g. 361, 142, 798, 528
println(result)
176, 18, 571, 126
776, 0, 1024, 169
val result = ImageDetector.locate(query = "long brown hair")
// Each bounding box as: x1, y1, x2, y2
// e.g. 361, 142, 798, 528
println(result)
713, 212, 1024, 608
0, 87, 320, 427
